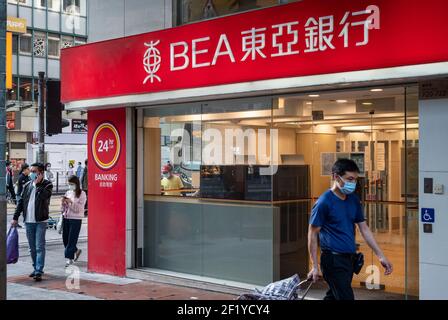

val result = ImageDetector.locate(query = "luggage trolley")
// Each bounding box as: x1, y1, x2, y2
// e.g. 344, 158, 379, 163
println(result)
237, 276, 314, 301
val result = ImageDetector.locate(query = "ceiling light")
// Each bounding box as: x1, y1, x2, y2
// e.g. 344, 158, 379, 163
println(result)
370, 89, 383, 92
306, 102, 312, 105
362, 102, 373, 106
308, 94, 320, 98
336, 100, 348, 103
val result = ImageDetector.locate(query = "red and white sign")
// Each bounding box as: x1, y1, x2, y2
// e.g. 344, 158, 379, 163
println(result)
61, 0, 448, 104
88, 109, 126, 276
92, 123, 121, 171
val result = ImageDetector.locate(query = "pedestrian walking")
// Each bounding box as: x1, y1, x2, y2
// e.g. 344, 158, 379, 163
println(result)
17, 163, 31, 200
76, 161, 83, 179
81, 159, 88, 216
44, 162, 54, 183
308, 159, 393, 300
61, 175, 86, 267
6, 160, 17, 205
11, 163, 53, 282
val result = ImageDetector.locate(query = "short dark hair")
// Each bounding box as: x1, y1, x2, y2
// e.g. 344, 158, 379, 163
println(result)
332, 159, 360, 176
20, 163, 29, 173
31, 163, 45, 173
6, 161, 11, 166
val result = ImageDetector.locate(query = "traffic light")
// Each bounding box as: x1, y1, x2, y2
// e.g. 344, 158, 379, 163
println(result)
46, 80, 63, 135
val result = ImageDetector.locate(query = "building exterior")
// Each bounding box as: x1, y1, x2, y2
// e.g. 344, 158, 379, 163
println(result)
5, 0, 88, 176
62, 0, 448, 300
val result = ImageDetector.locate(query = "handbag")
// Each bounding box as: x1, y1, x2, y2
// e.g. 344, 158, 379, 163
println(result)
7, 227, 19, 264
57, 203, 67, 234
57, 214, 64, 234
353, 252, 364, 275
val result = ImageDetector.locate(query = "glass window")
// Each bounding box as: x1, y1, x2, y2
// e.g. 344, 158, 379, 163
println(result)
12, 35, 19, 55
7, 77, 18, 101
48, 0, 61, 11
139, 97, 302, 286
74, 37, 86, 46
48, 34, 60, 58
177, 0, 279, 25
8, 0, 27, 4
35, 0, 46, 8
33, 32, 46, 57
19, 77, 33, 101
61, 35, 74, 49
63, 0, 80, 13
19, 33, 32, 55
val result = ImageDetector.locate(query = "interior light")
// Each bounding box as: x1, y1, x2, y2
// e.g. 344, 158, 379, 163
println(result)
370, 89, 383, 92
336, 100, 348, 103
308, 94, 320, 98
362, 102, 373, 106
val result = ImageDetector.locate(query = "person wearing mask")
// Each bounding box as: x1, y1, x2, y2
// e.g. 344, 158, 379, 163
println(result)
6, 161, 17, 205
11, 163, 53, 282
15, 163, 31, 229
67, 162, 75, 177
81, 159, 88, 216
44, 163, 54, 183
308, 159, 393, 300
76, 162, 83, 179
17, 163, 31, 199
61, 175, 86, 267
161, 163, 184, 196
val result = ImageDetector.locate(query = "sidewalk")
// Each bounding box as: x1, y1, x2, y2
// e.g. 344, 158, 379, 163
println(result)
7, 241, 237, 300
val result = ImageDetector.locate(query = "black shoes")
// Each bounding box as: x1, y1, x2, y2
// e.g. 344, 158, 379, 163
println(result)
29, 271, 36, 278
33, 273, 42, 282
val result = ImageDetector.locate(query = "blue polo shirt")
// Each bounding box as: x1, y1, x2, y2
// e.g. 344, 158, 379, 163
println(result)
309, 190, 365, 254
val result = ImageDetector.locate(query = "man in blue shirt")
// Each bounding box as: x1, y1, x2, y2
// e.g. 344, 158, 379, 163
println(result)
308, 159, 393, 300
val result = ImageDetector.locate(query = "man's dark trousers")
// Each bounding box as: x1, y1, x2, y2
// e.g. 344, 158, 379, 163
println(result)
321, 251, 355, 300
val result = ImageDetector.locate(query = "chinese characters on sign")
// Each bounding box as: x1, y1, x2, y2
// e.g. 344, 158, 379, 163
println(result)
167, 5, 380, 75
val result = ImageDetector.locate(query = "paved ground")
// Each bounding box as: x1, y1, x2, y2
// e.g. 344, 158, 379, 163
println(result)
6, 199, 407, 300
7, 240, 237, 300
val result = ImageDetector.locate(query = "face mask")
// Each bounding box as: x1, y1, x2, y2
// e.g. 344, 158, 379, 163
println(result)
162, 173, 170, 179
338, 176, 357, 195
69, 184, 76, 191
30, 172, 38, 181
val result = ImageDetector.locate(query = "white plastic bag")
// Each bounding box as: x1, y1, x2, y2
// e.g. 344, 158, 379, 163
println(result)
57, 215, 64, 234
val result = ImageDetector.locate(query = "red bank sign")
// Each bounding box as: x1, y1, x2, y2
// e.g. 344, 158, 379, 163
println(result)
88, 109, 126, 276
61, 0, 448, 103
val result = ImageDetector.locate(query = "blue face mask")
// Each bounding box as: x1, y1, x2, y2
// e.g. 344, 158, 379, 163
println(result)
30, 172, 38, 181
338, 176, 357, 195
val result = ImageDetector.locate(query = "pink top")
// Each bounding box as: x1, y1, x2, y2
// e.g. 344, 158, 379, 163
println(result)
63, 190, 86, 220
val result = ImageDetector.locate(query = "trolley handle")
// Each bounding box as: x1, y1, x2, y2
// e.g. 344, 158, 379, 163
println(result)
297, 278, 314, 300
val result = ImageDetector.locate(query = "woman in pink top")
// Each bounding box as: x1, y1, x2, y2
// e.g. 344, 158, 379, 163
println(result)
61, 175, 86, 267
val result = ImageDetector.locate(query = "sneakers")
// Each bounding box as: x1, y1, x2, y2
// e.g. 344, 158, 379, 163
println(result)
33, 273, 42, 282
65, 259, 74, 268
74, 249, 82, 262
29, 271, 44, 278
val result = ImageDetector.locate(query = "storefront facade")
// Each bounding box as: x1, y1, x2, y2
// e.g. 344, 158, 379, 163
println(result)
61, 0, 448, 299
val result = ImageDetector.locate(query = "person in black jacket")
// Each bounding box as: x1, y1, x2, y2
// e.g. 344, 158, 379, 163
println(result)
11, 163, 53, 282
6, 160, 16, 204
17, 163, 31, 200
